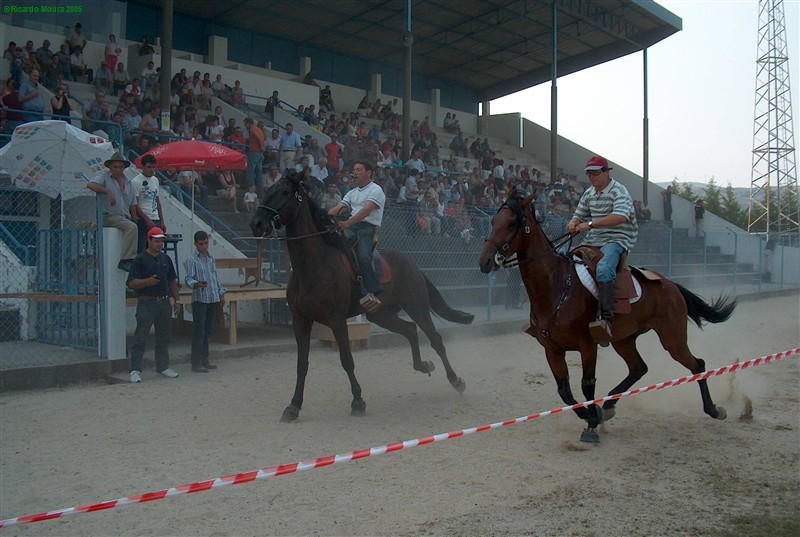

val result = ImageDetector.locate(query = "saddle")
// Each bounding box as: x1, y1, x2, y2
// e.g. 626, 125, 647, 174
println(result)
570, 246, 644, 315
341, 241, 392, 285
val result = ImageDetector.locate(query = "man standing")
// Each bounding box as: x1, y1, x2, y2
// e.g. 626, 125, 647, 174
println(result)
131, 154, 165, 253
127, 227, 182, 382
244, 117, 265, 196
19, 69, 44, 122
566, 155, 638, 345
86, 152, 138, 271
184, 231, 225, 373
279, 122, 303, 172
327, 159, 385, 313
661, 185, 673, 222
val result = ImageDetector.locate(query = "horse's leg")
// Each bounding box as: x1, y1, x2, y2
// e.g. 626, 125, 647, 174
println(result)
577, 346, 602, 443
603, 335, 649, 422
402, 307, 466, 392
544, 348, 590, 422
655, 325, 726, 420
281, 316, 313, 423
366, 307, 435, 376
329, 317, 366, 417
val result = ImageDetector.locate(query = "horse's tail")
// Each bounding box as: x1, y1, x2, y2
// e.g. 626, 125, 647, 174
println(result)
675, 283, 736, 329
425, 276, 474, 325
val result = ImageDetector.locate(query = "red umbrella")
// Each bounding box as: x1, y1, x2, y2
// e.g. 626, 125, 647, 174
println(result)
134, 139, 246, 171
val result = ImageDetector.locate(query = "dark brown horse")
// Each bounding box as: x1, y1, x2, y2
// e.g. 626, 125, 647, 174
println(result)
478, 192, 736, 442
250, 171, 472, 422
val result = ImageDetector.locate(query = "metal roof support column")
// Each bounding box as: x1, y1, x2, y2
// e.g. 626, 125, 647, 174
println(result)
159, 0, 174, 133
550, 0, 558, 183
402, 0, 412, 163
643, 48, 649, 205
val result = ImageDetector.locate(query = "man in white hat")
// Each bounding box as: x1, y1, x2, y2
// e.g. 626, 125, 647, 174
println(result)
567, 155, 638, 345
86, 152, 138, 271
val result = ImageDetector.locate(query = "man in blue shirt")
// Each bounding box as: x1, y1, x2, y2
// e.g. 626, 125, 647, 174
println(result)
279, 122, 303, 173
184, 230, 226, 372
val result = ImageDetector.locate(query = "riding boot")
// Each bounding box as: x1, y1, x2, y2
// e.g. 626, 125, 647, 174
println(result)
590, 281, 616, 346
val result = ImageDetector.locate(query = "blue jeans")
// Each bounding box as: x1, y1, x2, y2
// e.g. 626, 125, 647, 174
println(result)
352, 222, 382, 295
596, 243, 625, 283
246, 151, 264, 195
130, 299, 172, 372
191, 301, 217, 367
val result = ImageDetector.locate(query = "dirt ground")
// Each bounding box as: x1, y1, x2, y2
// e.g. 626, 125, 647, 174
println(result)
0, 293, 798, 537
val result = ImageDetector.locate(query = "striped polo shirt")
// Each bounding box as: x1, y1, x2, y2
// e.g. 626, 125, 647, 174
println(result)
572, 178, 638, 251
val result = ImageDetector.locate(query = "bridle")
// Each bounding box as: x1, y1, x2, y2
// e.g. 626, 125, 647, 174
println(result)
255, 179, 335, 241
484, 200, 575, 268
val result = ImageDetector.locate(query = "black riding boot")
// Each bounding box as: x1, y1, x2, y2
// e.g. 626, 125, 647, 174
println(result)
590, 281, 616, 346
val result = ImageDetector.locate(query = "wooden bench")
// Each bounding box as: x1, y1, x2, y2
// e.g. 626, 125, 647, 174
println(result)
310, 320, 372, 351
126, 283, 286, 345
215, 258, 260, 286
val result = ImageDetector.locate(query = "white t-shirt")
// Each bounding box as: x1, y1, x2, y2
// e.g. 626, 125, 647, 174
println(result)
131, 173, 160, 220
342, 181, 385, 226
244, 191, 258, 203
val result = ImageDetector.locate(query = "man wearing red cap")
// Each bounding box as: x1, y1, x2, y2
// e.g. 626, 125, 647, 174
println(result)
126, 226, 182, 382
567, 155, 638, 345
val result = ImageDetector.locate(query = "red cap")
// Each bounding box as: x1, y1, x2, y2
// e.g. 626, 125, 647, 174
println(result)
585, 155, 612, 171
147, 227, 166, 239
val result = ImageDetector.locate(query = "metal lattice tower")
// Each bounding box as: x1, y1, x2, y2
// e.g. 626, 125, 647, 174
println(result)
749, 0, 798, 234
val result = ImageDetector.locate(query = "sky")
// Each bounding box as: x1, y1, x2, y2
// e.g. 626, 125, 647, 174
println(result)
491, 0, 800, 188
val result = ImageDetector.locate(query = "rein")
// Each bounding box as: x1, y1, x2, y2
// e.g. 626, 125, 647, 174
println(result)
255, 183, 338, 242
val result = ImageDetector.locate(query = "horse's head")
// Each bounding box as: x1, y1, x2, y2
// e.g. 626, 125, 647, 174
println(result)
249, 170, 309, 237
478, 189, 533, 274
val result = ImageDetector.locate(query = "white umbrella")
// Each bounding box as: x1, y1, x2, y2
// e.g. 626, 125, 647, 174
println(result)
0, 120, 125, 200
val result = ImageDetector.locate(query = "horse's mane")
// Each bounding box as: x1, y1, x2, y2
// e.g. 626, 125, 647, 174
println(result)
285, 171, 347, 251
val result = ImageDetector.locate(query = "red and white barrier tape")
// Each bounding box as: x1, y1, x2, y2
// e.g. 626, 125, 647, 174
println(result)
1, 347, 797, 529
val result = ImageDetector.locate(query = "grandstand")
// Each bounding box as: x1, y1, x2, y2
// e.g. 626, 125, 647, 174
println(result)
1, 2, 796, 369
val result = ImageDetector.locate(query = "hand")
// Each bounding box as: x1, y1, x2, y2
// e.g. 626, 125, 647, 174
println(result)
147, 274, 159, 286
197, 280, 208, 289
566, 220, 580, 234
107, 191, 117, 206
173, 301, 183, 313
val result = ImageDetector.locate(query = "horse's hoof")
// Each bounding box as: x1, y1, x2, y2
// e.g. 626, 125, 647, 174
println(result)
280, 405, 300, 423
415, 361, 435, 376
601, 407, 616, 423
451, 377, 466, 394
351, 399, 366, 417
580, 428, 600, 444
714, 406, 727, 421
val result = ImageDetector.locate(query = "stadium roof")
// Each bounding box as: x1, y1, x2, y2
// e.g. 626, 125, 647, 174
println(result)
138, 0, 681, 102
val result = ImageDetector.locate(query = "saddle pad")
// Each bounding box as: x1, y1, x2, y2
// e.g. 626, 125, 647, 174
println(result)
574, 262, 641, 306
342, 252, 392, 284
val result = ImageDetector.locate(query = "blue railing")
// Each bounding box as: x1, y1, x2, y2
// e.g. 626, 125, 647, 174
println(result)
0, 221, 33, 266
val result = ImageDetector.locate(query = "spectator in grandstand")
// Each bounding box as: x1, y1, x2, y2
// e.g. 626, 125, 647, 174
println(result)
86, 152, 138, 272
210, 73, 225, 97
121, 105, 141, 144
104, 34, 122, 73
302, 68, 320, 87
39, 54, 62, 91
139, 106, 160, 139
215, 170, 240, 213
131, 153, 166, 253
661, 185, 673, 222
92, 60, 113, 93
204, 115, 223, 141
107, 110, 124, 146
325, 133, 343, 177
417, 188, 442, 235
320, 84, 335, 112
1, 79, 23, 133
178, 170, 209, 209
107, 62, 127, 95
68, 23, 87, 54
242, 184, 258, 213
49, 83, 74, 122
5, 44, 23, 84
406, 149, 426, 174
35, 40, 53, 69
244, 117, 266, 195
231, 80, 244, 108
264, 89, 281, 118
140, 60, 157, 93
68, 46, 92, 83
318, 183, 342, 211
470, 138, 482, 160
279, 122, 303, 172
265, 163, 282, 189
261, 127, 279, 163
138, 36, 155, 56
634, 200, 651, 223
19, 69, 44, 122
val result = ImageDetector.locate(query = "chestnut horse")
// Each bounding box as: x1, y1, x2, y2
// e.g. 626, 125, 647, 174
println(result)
250, 171, 472, 422
478, 192, 736, 443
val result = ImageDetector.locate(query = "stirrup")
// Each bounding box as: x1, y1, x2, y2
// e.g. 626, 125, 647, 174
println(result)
359, 293, 381, 313
589, 319, 612, 346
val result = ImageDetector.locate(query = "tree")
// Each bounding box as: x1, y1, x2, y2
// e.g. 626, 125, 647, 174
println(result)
702, 178, 722, 215
720, 183, 746, 228
678, 182, 694, 201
